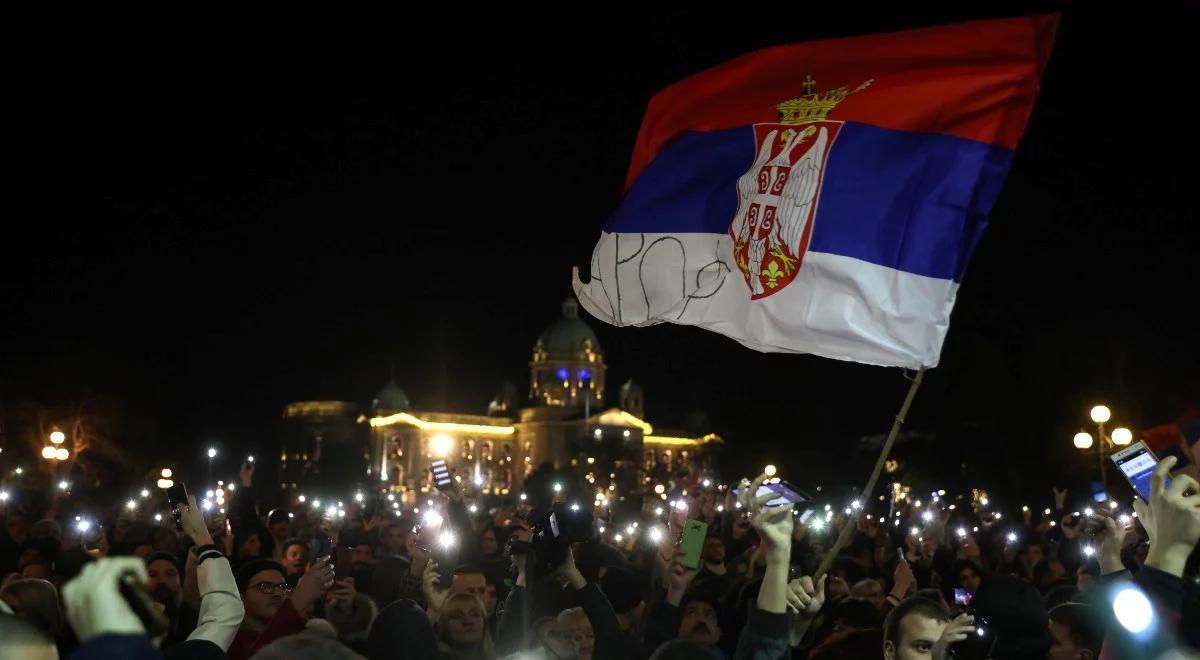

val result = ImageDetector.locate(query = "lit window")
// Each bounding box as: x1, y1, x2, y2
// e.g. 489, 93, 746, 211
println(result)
578, 368, 592, 381
555, 367, 569, 381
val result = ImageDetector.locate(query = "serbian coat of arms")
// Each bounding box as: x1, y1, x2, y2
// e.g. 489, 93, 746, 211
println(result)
729, 75, 870, 298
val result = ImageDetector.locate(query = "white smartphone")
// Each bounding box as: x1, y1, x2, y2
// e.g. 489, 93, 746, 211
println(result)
1110, 440, 1170, 500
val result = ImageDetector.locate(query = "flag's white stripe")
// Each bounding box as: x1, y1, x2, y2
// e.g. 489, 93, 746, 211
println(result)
572, 231, 955, 369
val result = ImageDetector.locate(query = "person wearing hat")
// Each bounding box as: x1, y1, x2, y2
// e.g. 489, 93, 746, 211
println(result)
366, 598, 441, 660
598, 564, 649, 659
144, 550, 194, 645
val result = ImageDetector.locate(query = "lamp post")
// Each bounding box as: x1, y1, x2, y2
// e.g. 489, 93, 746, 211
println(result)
1072, 405, 1132, 493
207, 447, 217, 485
42, 432, 71, 485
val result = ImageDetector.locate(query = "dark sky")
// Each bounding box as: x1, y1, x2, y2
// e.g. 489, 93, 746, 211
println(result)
3, 5, 1197, 499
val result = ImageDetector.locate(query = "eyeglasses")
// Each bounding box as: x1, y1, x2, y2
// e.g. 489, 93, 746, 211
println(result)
251, 581, 292, 595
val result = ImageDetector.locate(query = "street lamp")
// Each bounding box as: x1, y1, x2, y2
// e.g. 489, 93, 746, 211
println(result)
1073, 432, 1094, 449
1111, 427, 1133, 446
1074, 405, 1131, 492
50, 431, 66, 445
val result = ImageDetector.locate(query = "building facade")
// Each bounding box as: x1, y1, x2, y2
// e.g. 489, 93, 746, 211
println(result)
283, 298, 721, 496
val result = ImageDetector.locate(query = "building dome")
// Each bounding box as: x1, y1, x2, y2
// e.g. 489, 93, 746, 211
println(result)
372, 378, 410, 412
530, 298, 606, 408
534, 298, 602, 361
620, 379, 644, 418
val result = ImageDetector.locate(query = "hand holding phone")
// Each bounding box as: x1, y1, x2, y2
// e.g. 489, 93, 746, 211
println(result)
335, 547, 354, 579
165, 483, 190, 532
1111, 441, 1172, 500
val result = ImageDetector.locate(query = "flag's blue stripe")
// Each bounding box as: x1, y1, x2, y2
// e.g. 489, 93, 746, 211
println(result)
604, 122, 1014, 282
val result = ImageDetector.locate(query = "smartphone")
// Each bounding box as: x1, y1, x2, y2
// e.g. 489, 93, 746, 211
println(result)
165, 482, 189, 531
954, 587, 974, 606
733, 480, 810, 507
798, 509, 816, 524
1111, 441, 1171, 500
413, 511, 445, 554
309, 536, 333, 563
678, 519, 709, 569
431, 460, 453, 491
434, 534, 459, 590
335, 547, 354, 578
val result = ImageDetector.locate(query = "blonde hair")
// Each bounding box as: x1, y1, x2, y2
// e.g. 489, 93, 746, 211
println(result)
439, 592, 486, 622
436, 592, 494, 659
556, 606, 587, 628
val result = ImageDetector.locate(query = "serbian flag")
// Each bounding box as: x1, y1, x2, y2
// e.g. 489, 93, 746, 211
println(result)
573, 14, 1058, 368
1142, 407, 1200, 469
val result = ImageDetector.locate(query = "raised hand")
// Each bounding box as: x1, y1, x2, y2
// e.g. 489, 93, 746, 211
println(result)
786, 574, 826, 619
422, 559, 449, 614
62, 557, 150, 640
554, 546, 587, 590
1053, 487, 1068, 511
657, 551, 699, 605
292, 556, 335, 614
740, 474, 793, 561
181, 495, 215, 547
932, 613, 976, 660
325, 577, 357, 610
891, 558, 916, 599
1137, 456, 1200, 578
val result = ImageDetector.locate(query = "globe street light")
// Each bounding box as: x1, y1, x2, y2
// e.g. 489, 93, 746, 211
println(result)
50, 431, 66, 445
1074, 405, 1131, 493
1111, 427, 1133, 446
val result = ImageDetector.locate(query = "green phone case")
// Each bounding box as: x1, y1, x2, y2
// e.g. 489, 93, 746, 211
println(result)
679, 519, 709, 569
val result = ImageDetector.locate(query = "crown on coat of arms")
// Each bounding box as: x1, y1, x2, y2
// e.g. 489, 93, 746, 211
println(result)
776, 75, 873, 124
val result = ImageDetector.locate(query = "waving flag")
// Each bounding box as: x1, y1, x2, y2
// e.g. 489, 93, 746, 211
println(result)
573, 14, 1058, 368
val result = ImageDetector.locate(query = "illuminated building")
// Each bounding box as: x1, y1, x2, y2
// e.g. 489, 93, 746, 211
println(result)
285, 298, 720, 494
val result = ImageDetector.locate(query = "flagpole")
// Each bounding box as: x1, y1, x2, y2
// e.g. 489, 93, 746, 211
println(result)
814, 367, 926, 581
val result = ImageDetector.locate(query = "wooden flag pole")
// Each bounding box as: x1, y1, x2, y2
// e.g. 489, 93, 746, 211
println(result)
814, 367, 926, 581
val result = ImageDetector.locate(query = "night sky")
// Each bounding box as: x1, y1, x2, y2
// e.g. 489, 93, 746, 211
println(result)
3, 5, 1197, 502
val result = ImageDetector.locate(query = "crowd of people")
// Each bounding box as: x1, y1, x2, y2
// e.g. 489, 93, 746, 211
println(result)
0, 455, 1197, 659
